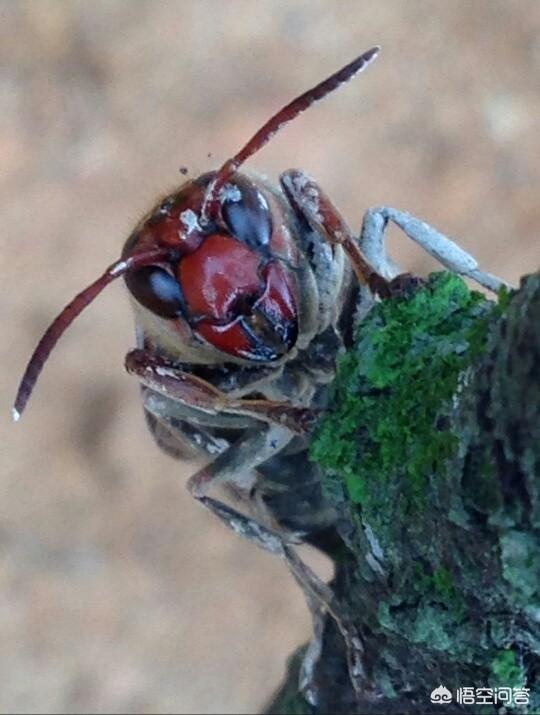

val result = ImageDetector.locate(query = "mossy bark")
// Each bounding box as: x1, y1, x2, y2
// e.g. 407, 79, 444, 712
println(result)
267, 273, 540, 715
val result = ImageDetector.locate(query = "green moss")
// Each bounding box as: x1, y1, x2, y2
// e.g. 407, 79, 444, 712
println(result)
432, 567, 454, 599
382, 563, 467, 652
496, 283, 513, 312
377, 598, 471, 660
427, 566, 465, 620
410, 605, 454, 651
499, 530, 540, 604
311, 272, 495, 530
462, 453, 501, 514
490, 649, 527, 690
413, 564, 458, 603
413, 562, 433, 594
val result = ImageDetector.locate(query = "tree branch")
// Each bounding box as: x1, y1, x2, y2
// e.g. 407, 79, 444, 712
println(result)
267, 272, 540, 714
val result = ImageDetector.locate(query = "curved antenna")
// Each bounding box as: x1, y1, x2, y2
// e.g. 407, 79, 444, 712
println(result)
201, 45, 380, 222
13, 247, 176, 421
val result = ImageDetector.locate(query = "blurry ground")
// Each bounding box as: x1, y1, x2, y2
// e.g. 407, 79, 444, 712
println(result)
1, 1, 539, 713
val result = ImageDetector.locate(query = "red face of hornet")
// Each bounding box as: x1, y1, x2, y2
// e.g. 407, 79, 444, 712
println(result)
122, 172, 300, 365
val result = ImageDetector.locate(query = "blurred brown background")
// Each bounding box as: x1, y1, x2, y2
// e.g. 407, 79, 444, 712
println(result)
1, 2, 539, 713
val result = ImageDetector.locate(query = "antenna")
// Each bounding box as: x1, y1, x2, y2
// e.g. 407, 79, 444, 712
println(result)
201, 46, 380, 222
13, 247, 176, 420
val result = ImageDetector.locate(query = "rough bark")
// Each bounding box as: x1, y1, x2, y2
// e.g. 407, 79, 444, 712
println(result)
267, 272, 540, 715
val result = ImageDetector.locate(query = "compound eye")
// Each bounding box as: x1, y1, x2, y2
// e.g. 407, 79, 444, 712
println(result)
125, 266, 185, 319
221, 177, 272, 250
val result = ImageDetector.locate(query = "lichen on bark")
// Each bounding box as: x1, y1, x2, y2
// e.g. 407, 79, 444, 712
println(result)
267, 272, 540, 715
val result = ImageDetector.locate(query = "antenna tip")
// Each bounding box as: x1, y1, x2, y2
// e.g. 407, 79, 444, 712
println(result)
12, 407, 21, 423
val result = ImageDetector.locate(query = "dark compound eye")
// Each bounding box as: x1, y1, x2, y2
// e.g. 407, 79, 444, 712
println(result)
124, 266, 185, 319
221, 176, 272, 250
